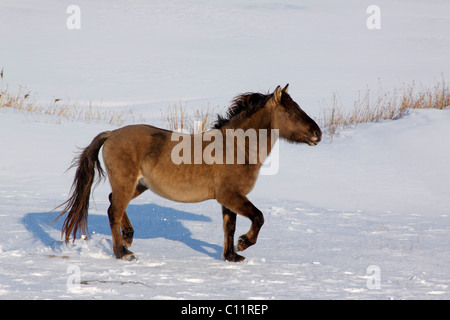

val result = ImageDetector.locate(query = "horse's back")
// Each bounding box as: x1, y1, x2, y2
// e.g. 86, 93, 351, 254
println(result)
102, 124, 170, 167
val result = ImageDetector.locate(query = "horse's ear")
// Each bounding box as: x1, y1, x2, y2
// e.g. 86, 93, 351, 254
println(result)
273, 85, 282, 103
282, 83, 289, 93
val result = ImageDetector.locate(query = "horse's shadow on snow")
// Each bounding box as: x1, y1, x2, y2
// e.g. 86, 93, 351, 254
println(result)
23, 203, 222, 260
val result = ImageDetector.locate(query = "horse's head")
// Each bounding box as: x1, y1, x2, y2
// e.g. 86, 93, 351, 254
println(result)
269, 84, 322, 146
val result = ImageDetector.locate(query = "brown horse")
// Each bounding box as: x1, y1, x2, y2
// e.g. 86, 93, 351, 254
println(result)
56, 84, 321, 262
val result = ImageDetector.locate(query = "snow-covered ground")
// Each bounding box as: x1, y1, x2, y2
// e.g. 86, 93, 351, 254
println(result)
1, 0, 449, 300
1, 107, 449, 300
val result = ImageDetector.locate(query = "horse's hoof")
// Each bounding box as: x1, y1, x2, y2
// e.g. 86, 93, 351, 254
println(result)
116, 246, 135, 261
223, 252, 246, 262
235, 235, 252, 252
123, 253, 136, 261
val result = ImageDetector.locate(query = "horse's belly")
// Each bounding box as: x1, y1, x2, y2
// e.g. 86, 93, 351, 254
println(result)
139, 174, 214, 203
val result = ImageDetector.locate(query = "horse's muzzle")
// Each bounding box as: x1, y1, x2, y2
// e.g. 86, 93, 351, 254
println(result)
308, 130, 322, 146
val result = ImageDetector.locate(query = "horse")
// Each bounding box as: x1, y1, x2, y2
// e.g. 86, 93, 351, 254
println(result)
56, 84, 322, 262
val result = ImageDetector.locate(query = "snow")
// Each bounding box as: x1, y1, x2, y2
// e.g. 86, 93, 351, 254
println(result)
255, 108, 450, 218
1, 0, 450, 300
1, 108, 449, 300
2, 0, 450, 114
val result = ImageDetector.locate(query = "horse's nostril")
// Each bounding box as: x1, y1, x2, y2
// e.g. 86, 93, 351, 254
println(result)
313, 130, 322, 141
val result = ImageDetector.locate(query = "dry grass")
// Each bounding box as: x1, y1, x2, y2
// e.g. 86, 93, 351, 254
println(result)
0, 84, 29, 110
319, 77, 450, 141
0, 84, 136, 126
193, 104, 214, 133
0, 68, 138, 126
162, 102, 214, 133
2, 68, 449, 140
161, 77, 449, 139
162, 102, 189, 133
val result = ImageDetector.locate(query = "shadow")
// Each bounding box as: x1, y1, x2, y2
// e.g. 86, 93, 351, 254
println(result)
23, 203, 222, 260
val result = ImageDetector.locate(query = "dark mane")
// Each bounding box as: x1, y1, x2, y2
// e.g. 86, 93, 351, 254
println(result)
213, 92, 271, 129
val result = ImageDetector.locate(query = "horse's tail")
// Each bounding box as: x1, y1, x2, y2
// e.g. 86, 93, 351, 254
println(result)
55, 131, 112, 243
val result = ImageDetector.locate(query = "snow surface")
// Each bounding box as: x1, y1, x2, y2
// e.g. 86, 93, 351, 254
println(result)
1, 0, 450, 300
1, 107, 449, 300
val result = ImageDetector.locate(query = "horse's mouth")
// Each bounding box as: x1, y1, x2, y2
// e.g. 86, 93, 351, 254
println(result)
307, 138, 320, 146
306, 130, 322, 146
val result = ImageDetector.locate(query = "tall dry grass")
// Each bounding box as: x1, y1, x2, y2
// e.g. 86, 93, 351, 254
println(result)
2, 68, 449, 140
0, 85, 135, 126
319, 77, 450, 141
0, 68, 139, 126
162, 102, 214, 133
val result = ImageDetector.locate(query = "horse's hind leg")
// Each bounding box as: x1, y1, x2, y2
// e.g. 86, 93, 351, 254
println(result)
107, 187, 135, 260
222, 206, 245, 262
120, 211, 134, 248
108, 182, 147, 251
108, 192, 133, 248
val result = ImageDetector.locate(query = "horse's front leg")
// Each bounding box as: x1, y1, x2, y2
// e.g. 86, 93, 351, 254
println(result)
218, 194, 264, 258
222, 206, 245, 262
234, 202, 264, 253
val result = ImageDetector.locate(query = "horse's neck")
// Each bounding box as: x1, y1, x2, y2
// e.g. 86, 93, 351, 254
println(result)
227, 109, 278, 166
